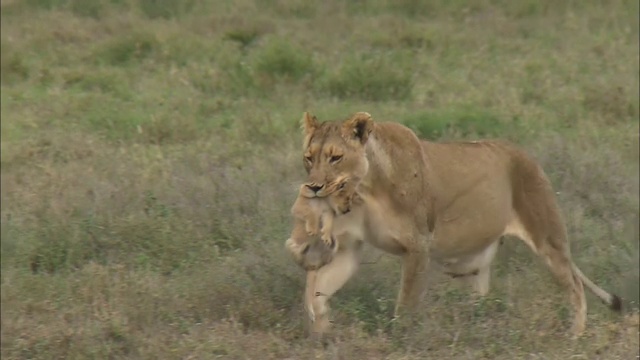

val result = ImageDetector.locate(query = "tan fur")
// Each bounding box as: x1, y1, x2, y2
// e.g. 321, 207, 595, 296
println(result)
287, 111, 622, 338
285, 196, 335, 273
286, 183, 359, 324
289, 180, 357, 253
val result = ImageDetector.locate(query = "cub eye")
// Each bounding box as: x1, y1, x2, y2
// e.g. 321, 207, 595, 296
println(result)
304, 155, 313, 163
329, 155, 343, 163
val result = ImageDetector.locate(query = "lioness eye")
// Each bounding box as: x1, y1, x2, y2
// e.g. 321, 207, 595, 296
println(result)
330, 155, 343, 163
304, 155, 313, 163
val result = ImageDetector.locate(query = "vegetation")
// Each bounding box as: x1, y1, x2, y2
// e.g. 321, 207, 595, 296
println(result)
1, 0, 638, 358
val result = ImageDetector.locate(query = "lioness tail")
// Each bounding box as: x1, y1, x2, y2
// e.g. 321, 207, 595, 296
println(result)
572, 264, 622, 311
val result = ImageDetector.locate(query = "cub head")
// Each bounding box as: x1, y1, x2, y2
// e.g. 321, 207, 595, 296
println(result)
328, 177, 359, 215
300, 111, 373, 200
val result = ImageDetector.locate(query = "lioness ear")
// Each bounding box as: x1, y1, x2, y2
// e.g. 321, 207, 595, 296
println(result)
342, 112, 373, 144
301, 112, 319, 137
301, 112, 319, 149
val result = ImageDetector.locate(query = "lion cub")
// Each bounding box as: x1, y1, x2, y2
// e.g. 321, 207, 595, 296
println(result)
285, 180, 359, 323
285, 178, 359, 282
292, 179, 357, 252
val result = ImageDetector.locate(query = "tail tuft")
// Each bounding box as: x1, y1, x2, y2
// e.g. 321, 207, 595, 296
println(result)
610, 294, 622, 312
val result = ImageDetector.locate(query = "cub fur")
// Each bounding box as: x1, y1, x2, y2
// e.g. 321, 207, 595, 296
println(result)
286, 178, 363, 273
287, 111, 622, 338
290, 179, 357, 250
286, 183, 359, 325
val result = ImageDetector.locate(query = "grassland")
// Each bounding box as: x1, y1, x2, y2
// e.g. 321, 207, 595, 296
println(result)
1, 0, 639, 359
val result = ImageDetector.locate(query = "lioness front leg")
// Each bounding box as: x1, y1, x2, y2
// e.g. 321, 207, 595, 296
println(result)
394, 247, 430, 318
310, 242, 362, 337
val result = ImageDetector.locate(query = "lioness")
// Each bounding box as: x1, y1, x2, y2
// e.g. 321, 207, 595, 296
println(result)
288, 111, 622, 337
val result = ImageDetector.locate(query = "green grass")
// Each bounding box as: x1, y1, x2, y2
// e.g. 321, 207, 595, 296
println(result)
320, 52, 414, 101
1, 0, 638, 359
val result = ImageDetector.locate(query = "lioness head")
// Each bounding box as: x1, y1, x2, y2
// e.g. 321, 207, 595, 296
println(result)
300, 112, 373, 209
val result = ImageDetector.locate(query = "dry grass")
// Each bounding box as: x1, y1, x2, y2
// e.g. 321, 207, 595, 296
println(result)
1, 0, 638, 359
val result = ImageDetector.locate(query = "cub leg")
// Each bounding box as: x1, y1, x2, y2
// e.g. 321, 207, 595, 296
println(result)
304, 211, 320, 236
319, 210, 336, 249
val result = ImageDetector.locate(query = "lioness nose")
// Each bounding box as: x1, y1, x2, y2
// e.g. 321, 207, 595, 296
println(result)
306, 184, 324, 193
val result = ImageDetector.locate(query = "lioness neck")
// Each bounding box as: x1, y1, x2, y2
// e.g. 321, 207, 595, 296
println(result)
360, 122, 434, 231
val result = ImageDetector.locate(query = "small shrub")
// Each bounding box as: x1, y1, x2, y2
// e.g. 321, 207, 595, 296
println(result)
78, 93, 214, 145
95, 32, 159, 66
387, 0, 437, 17
0, 44, 30, 85
138, 0, 197, 19
583, 84, 638, 123
257, 0, 318, 18
22, 0, 123, 17
24, 0, 67, 10
80, 95, 141, 141
320, 55, 413, 101
28, 219, 97, 274
253, 39, 316, 81
62, 69, 131, 98
68, 0, 106, 18
401, 107, 506, 140
225, 29, 261, 50
186, 53, 262, 97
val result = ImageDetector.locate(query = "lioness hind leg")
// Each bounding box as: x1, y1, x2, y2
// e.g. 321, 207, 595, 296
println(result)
464, 241, 500, 296
509, 156, 597, 336
539, 243, 587, 336
466, 267, 491, 297
509, 218, 588, 336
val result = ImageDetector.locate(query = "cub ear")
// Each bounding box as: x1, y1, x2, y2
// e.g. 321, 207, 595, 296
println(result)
342, 112, 373, 145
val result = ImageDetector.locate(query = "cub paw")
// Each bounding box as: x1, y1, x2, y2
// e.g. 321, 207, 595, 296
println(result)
321, 234, 334, 247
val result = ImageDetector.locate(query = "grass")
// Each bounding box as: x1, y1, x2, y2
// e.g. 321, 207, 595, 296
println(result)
1, 0, 638, 359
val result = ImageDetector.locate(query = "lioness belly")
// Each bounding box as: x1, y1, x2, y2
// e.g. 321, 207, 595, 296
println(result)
431, 175, 513, 257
